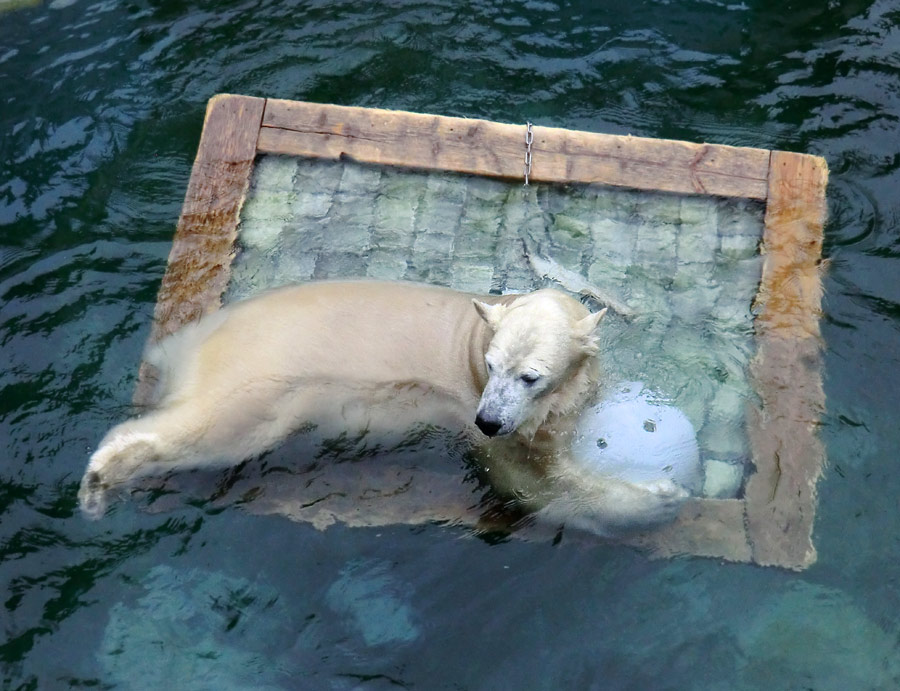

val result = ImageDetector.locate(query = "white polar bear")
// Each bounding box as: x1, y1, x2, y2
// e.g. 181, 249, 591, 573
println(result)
79, 280, 686, 533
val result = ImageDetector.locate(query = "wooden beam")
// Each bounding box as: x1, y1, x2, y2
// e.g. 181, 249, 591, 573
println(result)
745, 339, 825, 570
744, 150, 828, 570
151, 94, 265, 341
258, 99, 770, 199
625, 498, 752, 563
134, 93, 265, 406
753, 151, 828, 339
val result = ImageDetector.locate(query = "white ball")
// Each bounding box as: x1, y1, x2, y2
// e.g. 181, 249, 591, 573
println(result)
573, 382, 702, 494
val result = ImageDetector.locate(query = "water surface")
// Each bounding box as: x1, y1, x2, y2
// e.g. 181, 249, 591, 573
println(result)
2, 0, 900, 688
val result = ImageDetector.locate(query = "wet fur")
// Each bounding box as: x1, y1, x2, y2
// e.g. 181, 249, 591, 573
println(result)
79, 280, 685, 533
79, 282, 604, 518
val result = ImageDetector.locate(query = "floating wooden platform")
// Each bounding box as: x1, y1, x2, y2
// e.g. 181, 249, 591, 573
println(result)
143, 94, 827, 570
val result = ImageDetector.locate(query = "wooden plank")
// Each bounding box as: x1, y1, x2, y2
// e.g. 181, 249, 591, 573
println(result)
745, 339, 825, 570
258, 99, 770, 199
149, 455, 754, 564
744, 150, 828, 570
151, 94, 265, 340
134, 94, 265, 406
753, 151, 828, 339
626, 499, 752, 563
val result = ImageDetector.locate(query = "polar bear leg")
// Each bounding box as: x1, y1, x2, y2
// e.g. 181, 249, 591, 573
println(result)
78, 407, 203, 520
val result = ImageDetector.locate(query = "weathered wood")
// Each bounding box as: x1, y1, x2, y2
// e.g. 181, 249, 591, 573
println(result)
745, 339, 825, 570
151, 458, 755, 565
753, 151, 828, 339
185, 462, 482, 531
259, 99, 770, 199
744, 150, 828, 570
134, 94, 265, 407
152, 94, 265, 340
626, 498, 752, 563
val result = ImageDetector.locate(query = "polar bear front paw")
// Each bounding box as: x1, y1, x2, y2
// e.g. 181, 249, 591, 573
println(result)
642, 478, 689, 499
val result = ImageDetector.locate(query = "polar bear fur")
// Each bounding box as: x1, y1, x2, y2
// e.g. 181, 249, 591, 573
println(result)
79, 280, 685, 532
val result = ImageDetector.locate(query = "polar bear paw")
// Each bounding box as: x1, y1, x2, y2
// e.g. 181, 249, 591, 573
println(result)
78, 470, 110, 521
641, 478, 689, 499
78, 430, 162, 520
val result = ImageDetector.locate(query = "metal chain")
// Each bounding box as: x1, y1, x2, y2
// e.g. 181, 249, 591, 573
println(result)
523, 121, 534, 186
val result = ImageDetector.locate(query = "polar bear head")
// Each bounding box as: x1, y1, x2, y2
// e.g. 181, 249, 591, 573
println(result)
473, 290, 606, 439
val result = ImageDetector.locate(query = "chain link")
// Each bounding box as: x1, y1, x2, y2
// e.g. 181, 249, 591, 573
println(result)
524, 122, 534, 186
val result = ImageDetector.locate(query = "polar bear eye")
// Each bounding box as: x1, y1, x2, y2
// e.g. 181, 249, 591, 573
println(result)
520, 372, 541, 386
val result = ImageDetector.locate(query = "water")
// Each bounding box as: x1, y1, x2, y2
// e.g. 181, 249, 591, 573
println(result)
2, 0, 899, 688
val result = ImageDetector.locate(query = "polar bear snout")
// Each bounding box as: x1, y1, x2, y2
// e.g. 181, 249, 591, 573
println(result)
475, 376, 527, 438
475, 413, 504, 437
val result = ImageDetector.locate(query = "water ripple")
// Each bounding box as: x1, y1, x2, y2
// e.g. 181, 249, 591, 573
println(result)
3, 0, 900, 686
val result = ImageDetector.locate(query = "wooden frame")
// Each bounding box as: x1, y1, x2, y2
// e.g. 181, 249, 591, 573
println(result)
143, 94, 827, 570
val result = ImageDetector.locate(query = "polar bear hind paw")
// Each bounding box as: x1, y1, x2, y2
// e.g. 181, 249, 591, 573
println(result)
78, 470, 110, 520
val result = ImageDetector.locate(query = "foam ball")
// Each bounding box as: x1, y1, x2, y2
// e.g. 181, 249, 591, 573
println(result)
573, 381, 702, 494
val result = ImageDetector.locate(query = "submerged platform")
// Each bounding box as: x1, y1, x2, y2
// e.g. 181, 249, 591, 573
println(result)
140, 94, 827, 570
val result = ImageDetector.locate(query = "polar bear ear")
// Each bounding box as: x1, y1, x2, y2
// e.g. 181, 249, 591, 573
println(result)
473, 299, 506, 328
576, 307, 607, 354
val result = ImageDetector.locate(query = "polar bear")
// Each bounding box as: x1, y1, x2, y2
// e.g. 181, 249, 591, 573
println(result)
79, 280, 685, 531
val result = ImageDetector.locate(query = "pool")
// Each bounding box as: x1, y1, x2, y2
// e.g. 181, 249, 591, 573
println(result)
2, 0, 899, 688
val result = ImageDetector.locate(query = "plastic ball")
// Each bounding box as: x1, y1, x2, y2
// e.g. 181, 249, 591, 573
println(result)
573, 381, 702, 494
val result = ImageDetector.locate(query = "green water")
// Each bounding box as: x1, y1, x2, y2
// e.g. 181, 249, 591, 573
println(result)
2, 0, 899, 688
